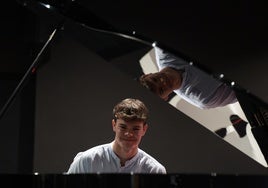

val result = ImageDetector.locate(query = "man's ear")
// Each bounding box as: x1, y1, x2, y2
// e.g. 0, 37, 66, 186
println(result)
142, 124, 148, 135
112, 119, 116, 131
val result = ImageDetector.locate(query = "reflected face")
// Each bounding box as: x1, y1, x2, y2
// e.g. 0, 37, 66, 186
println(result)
140, 72, 174, 101
112, 118, 147, 150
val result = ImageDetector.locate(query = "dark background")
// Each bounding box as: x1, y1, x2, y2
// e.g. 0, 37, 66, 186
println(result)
0, 0, 268, 174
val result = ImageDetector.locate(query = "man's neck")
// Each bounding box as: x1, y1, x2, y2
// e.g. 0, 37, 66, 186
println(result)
112, 141, 138, 166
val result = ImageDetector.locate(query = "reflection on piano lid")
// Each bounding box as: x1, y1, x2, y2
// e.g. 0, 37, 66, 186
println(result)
1, 173, 268, 188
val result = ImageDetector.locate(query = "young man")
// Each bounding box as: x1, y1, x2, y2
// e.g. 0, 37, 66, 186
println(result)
67, 98, 166, 174
139, 47, 237, 109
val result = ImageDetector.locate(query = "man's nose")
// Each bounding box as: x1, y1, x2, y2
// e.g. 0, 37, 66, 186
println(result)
124, 130, 134, 137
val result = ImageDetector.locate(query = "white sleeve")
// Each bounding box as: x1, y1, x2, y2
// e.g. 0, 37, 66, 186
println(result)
154, 47, 188, 71
67, 152, 90, 174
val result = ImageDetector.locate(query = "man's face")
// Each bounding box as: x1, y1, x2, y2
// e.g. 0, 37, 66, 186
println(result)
112, 118, 148, 150
142, 72, 174, 101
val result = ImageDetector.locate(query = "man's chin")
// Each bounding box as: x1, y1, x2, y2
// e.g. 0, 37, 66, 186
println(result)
123, 139, 136, 143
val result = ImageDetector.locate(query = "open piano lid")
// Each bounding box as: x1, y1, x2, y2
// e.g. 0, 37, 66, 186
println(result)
1, 0, 268, 174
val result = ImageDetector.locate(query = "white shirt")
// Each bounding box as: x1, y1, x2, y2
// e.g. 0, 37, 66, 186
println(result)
155, 47, 237, 109
67, 142, 166, 174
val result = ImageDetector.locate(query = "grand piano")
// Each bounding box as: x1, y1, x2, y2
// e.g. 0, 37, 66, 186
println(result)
0, 0, 268, 187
